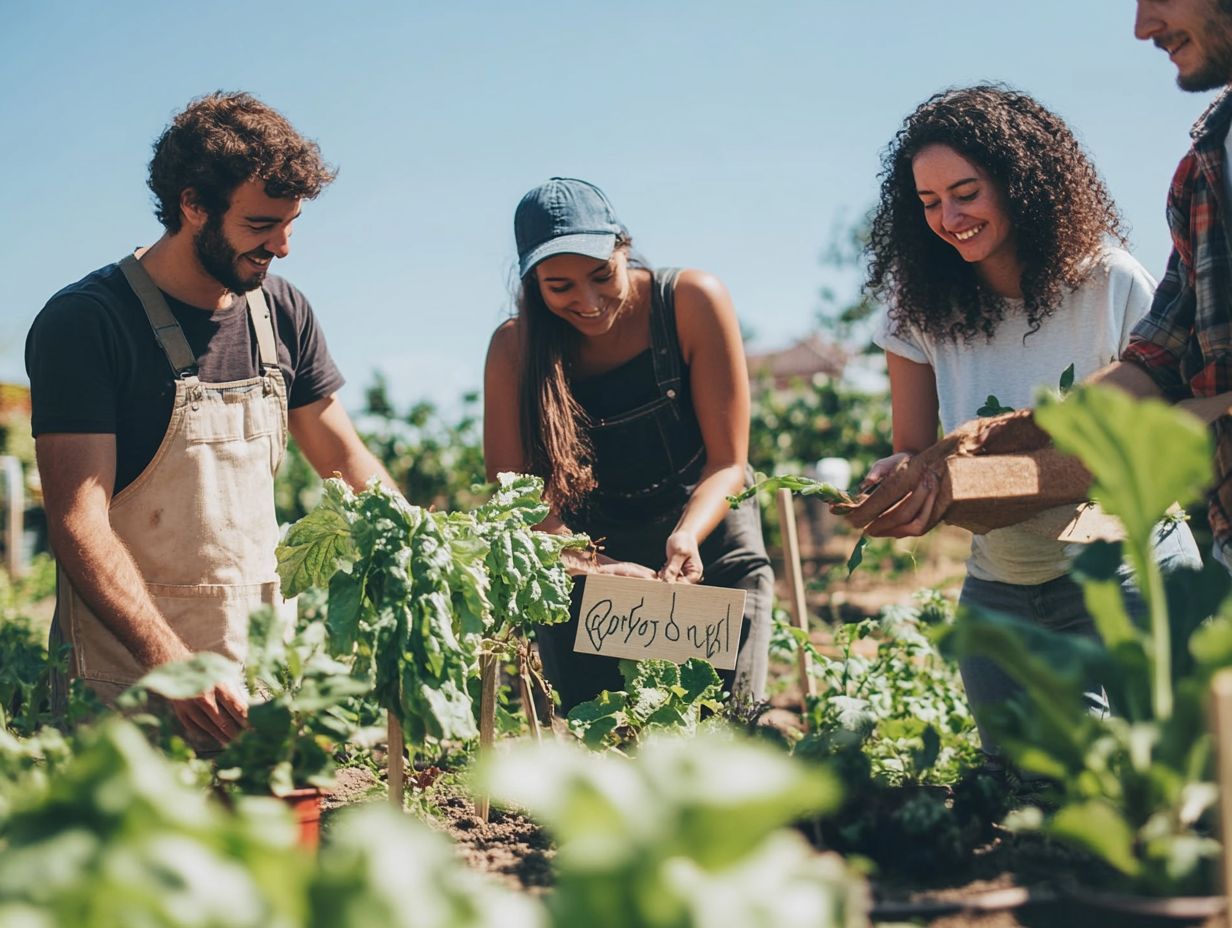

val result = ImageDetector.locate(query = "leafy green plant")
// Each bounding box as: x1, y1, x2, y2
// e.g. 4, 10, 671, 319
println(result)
565, 658, 724, 752
780, 593, 989, 877
0, 723, 73, 827
794, 592, 979, 787
976, 363, 1074, 418
481, 732, 866, 928
0, 615, 58, 736
944, 384, 1232, 895
275, 474, 583, 754
0, 715, 546, 928
0, 717, 312, 927
214, 610, 370, 796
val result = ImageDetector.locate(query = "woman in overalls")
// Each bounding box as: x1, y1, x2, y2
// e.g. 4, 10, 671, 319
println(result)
483, 177, 772, 711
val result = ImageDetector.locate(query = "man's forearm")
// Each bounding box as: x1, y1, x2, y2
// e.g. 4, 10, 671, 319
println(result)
50, 519, 191, 670
331, 446, 397, 494
1176, 393, 1232, 424
1086, 360, 1168, 400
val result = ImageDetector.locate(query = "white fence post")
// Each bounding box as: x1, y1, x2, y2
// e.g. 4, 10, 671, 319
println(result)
0, 456, 24, 578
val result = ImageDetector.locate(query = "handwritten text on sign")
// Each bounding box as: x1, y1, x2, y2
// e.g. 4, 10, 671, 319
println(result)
572, 575, 747, 671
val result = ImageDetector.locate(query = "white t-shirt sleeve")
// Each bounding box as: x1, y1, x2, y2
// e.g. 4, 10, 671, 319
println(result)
873, 310, 929, 365
1109, 249, 1158, 352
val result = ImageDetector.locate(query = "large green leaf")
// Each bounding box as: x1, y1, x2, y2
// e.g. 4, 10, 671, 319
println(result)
1048, 800, 1141, 878
124, 652, 239, 701
276, 479, 357, 596
726, 474, 853, 508
1035, 386, 1211, 547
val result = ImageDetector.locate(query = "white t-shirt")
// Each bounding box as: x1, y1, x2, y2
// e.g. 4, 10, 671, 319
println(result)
874, 246, 1156, 585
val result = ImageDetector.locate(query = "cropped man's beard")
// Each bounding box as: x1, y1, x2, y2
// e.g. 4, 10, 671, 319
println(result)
1179, 10, 1232, 91
194, 213, 268, 294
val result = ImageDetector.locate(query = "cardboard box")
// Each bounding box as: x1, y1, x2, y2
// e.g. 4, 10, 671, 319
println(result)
937, 449, 1098, 535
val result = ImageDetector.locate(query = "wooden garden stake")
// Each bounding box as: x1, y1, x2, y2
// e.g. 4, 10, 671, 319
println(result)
387, 711, 405, 810
518, 644, 543, 744
776, 489, 816, 707
475, 650, 498, 822
1209, 668, 1232, 904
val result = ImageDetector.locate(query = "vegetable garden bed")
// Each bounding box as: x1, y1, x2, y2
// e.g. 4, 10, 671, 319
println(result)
3, 386, 1232, 927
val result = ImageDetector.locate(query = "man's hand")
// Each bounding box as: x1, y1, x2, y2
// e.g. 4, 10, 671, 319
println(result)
660, 530, 703, 583
171, 682, 249, 747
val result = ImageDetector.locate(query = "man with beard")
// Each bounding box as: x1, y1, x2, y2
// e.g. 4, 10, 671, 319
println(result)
1070, 1, 1232, 568
25, 92, 394, 746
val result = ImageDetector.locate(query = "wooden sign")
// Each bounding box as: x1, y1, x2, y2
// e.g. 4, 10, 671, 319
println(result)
572, 575, 746, 671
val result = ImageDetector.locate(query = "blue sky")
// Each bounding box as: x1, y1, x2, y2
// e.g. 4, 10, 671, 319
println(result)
1, 1, 1218, 410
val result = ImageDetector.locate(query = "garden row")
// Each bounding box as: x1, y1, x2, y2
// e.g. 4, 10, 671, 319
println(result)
1, 384, 1230, 926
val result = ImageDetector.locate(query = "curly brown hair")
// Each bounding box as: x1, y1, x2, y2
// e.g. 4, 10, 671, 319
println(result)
865, 84, 1126, 343
148, 91, 337, 233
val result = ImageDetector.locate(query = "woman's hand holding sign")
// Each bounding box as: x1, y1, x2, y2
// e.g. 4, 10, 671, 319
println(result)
660, 529, 703, 583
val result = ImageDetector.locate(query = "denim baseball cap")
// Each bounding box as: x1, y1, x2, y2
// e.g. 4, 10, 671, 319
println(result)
515, 177, 625, 277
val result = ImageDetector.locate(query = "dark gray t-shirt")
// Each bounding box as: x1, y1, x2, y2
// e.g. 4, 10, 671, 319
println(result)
26, 261, 344, 494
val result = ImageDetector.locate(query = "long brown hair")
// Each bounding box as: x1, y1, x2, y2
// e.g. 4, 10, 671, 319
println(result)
517, 235, 641, 511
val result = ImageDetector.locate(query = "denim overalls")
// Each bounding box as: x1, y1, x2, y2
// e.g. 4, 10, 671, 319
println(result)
536, 268, 773, 710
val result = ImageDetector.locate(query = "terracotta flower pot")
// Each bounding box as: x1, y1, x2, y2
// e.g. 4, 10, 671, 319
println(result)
280, 787, 326, 851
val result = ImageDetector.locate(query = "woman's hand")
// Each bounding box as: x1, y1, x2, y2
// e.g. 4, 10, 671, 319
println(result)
561, 547, 658, 580
600, 558, 660, 580
858, 452, 911, 494
858, 454, 942, 539
660, 530, 704, 583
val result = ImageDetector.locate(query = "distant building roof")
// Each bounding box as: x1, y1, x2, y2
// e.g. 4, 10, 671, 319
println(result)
747, 334, 847, 385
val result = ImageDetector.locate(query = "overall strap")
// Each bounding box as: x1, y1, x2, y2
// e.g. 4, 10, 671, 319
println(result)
245, 287, 279, 370
117, 254, 197, 376
648, 267, 684, 398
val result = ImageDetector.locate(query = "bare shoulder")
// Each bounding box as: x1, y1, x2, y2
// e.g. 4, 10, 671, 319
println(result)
485, 318, 524, 371
672, 268, 731, 315
671, 269, 739, 355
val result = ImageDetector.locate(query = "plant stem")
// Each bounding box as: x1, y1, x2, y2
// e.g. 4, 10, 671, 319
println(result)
475, 651, 498, 821
518, 645, 542, 744
1142, 553, 1172, 721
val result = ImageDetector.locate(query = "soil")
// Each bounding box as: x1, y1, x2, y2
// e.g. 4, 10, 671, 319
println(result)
429, 787, 555, 893
322, 764, 554, 894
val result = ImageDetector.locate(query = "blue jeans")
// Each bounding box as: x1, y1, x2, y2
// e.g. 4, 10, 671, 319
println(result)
958, 520, 1202, 758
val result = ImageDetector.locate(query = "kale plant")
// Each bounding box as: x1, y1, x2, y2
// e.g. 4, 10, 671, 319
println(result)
565, 658, 724, 752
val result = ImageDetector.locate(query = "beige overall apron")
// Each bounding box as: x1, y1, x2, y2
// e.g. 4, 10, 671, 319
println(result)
51, 252, 290, 707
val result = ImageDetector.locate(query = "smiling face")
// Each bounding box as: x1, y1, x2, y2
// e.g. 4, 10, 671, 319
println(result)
1136, 0, 1232, 91
534, 249, 633, 336
190, 179, 301, 294
912, 144, 1018, 279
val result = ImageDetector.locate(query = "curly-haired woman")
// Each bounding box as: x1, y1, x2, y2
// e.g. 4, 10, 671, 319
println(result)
483, 178, 773, 712
857, 85, 1199, 756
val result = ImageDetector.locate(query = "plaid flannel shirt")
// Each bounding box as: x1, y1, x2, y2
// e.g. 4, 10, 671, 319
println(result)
1123, 87, 1232, 554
